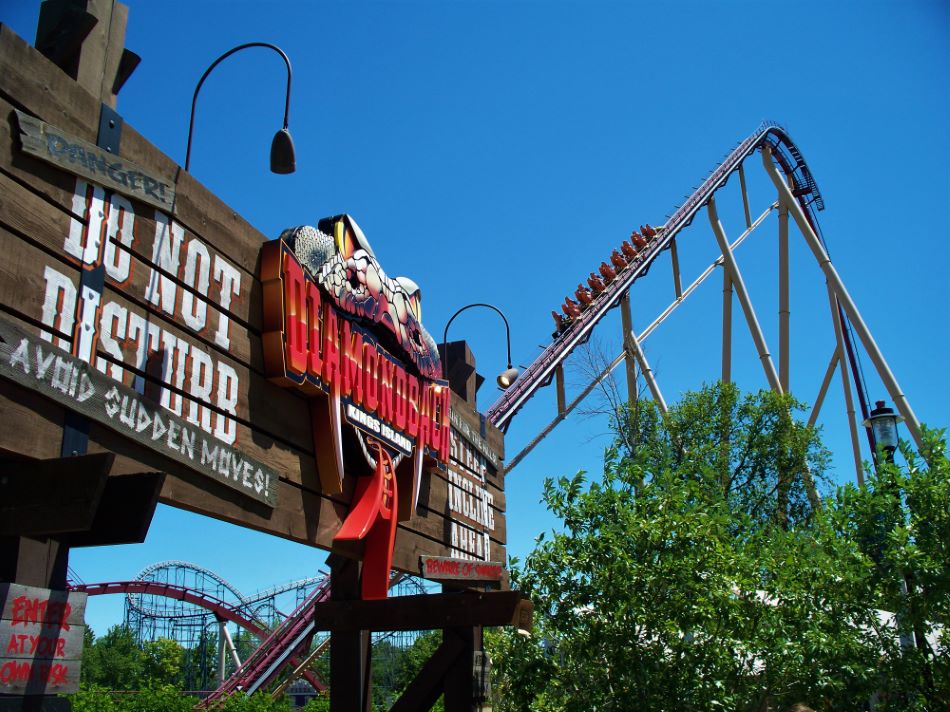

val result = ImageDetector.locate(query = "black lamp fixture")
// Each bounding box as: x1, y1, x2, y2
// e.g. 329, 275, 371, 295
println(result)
442, 303, 519, 390
185, 42, 296, 174
863, 399, 904, 458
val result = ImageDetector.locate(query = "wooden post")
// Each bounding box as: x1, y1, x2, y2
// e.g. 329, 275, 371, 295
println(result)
329, 557, 372, 712
442, 626, 475, 712
35, 0, 135, 108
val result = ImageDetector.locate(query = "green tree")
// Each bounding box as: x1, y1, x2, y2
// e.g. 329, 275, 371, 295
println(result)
143, 637, 185, 686
86, 625, 146, 691
490, 384, 949, 711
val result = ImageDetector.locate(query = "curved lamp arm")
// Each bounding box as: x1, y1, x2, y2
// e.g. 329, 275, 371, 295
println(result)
442, 303, 517, 388
185, 42, 294, 173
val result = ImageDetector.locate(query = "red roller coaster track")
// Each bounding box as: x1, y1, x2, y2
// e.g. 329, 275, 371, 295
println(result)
71, 581, 327, 693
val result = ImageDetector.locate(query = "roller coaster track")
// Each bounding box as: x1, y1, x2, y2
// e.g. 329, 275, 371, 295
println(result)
71, 581, 327, 693
198, 576, 332, 707
487, 121, 827, 432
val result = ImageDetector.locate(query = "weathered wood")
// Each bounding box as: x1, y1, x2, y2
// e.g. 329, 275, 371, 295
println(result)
420, 556, 504, 585
0, 583, 86, 695
14, 110, 176, 211
0, 453, 113, 536
311, 591, 530, 632
389, 633, 464, 712
0, 25, 99, 142
0, 224, 314, 459
442, 627, 474, 712
67, 471, 165, 547
0, 316, 279, 507
0, 583, 87, 627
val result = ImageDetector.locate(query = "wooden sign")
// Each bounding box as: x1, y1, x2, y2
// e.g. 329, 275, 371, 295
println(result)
0, 24, 507, 576
420, 556, 504, 584
0, 317, 278, 507
14, 109, 175, 211
0, 583, 86, 695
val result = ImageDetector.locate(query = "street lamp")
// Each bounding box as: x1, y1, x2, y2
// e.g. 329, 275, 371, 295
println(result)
863, 399, 904, 461
185, 42, 296, 174
442, 303, 519, 390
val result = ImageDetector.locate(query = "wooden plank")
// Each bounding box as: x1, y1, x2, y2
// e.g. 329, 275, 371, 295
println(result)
389, 634, 463, 712
0, 316, 279, 507
0, 453, 113, 536
0, 584, 87, 628
312, 591, 530, 632
0, 163, 264, 379
420, 556, 504, 584
14, 109, 176, 211
0, 621, 84, 662
0, 25, 99, 141
0, 225, 315, 459
0, 655, 82, 695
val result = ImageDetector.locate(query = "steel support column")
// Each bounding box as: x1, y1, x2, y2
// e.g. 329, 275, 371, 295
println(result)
763, 145, 922, 450
722, 269, 733, 384
619, 293, 639, 406
808, 348, 840, 429
826, 284, 865, 486
778, 182, 790, 392
708, 196, 783, 393
625, 329, 667, 414
739, 162, 752, 229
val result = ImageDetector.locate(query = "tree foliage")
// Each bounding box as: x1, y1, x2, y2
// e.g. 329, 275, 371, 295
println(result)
490, 384, 949, 711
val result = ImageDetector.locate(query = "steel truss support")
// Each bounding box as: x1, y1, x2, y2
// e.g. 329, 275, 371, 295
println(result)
625, 328, 667, 414
708, 196, 783, 393
827, 284, 865, 486
778, 179, 790, 392
808, 347, 840, 429
762, 145, 924, 451
506, 203, 777, 473
619, 293, 639, 406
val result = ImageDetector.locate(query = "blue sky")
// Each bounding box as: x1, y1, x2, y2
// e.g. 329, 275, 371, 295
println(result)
3, 0, 948, 635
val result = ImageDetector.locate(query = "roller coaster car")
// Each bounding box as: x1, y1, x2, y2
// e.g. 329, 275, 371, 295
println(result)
599, 261, 617, 282
621, 241, 639, 259
551, 310, 565, 334
641, 224, 658, 238
587, 272, 606, 293
631, 231, 648, 249
610, 250, 628, 270
575, 284, 593, 305
562, 298, 582, 318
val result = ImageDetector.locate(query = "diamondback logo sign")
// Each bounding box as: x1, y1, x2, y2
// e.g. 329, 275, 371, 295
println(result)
261, 214, 450, 599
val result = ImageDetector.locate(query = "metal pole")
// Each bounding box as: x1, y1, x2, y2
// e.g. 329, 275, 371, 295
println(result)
738, 162, 752, 229
778, 181, 790, 392
669, 238, 683, 299
808, 347, 840, 428
762, 146, 923, 450
555, 364, 566, 415
826, 283, 865, 486
625, 329, 667, 414
619, 293, 639, 406
221, 620, 242, 669
217, 618, 228, 685
707, 196, 783, 393
722, 269, 733, 384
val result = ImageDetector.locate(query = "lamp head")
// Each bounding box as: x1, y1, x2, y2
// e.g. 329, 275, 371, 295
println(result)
270, 127, 296, 174
862, 400, 903, 452
497, 366, 519, 389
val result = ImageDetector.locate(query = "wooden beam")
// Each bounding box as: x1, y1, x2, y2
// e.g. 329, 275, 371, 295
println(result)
390, 633, 465, 712
312, 590, 532, 633
0, 453, 113, 536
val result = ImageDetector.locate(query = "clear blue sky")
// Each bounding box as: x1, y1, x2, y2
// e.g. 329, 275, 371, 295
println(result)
3, 0, 948, 635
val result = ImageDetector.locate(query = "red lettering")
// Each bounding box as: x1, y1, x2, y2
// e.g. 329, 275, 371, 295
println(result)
282, 252, 308, 378
322, 306, 339, 384
377, 358, 394, 423
433, 386, 451, 461
341, 321, 364, 404
406, 376, 419, 436
55, 638, 65, 657
394, 365, 408, 431
306, 280, 323, 381
363, 346, 378, 413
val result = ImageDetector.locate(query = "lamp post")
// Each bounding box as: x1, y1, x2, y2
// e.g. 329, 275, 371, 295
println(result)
442, 303, 519, 389
184, 42, 296, 174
